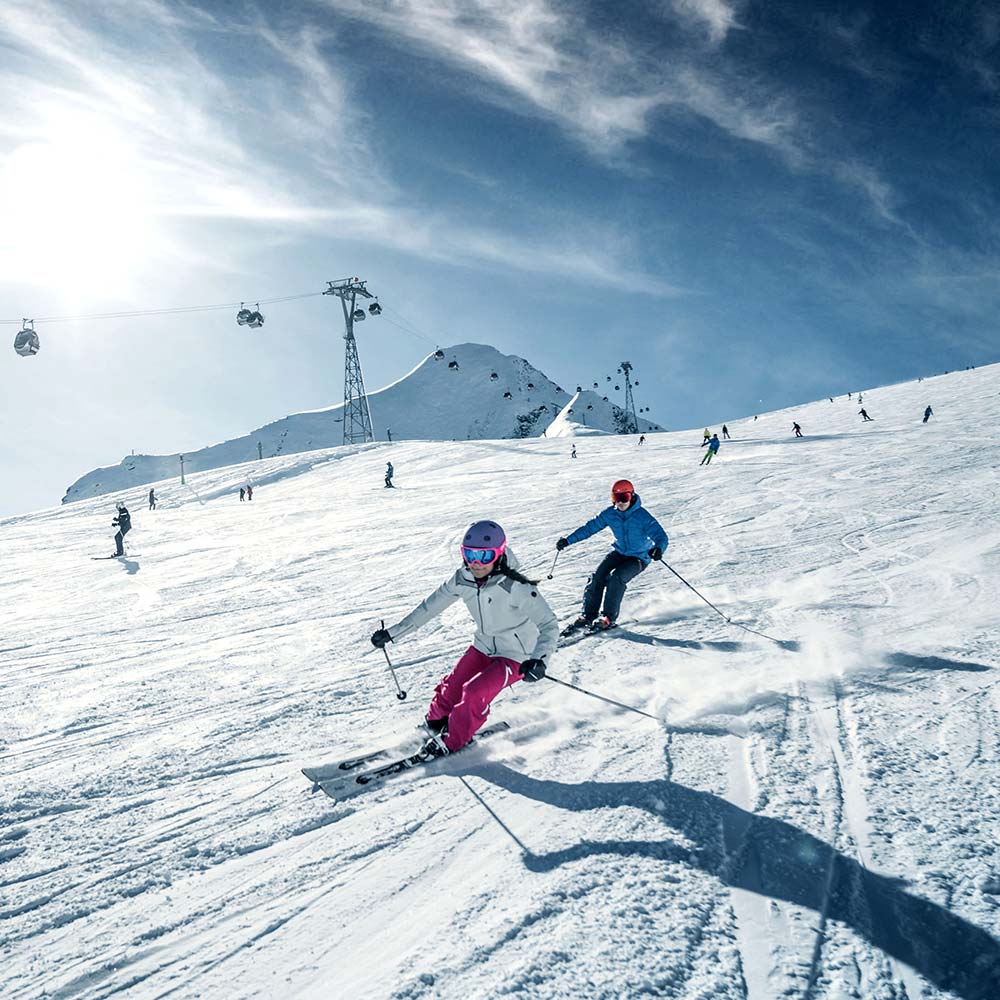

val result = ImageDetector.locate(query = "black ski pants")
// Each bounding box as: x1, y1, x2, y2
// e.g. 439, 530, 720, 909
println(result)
114, 525, 130, 556
583, 550, 646, 622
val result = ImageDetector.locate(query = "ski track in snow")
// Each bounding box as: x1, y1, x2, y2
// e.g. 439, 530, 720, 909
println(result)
2, 366, 1000, 999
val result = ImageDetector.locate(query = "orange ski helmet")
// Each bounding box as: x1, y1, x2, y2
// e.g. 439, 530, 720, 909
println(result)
611, 479, 634, 503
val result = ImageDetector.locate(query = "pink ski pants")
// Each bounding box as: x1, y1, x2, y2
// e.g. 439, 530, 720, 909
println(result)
427, 645, 522, 751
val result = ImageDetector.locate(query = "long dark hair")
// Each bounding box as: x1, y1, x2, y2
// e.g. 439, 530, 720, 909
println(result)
492, 553, 538, 586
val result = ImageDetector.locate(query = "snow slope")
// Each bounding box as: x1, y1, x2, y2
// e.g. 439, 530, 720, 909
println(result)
2, 365, 1000, 1000
545, 389, 663, 437
60, 344, 582, 505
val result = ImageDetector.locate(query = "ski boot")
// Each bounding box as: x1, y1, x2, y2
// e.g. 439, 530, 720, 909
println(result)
590, 615, 616, 631
561, 615, 594, 637
424, 715, 448, 735
421, 733, 451, 759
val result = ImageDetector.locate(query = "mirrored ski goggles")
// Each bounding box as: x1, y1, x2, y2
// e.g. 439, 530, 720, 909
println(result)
612, 491, 633, 503
461, 546, 503, 565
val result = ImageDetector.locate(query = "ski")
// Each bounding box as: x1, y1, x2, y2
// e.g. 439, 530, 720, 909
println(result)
316, 721, 438, 773
302, 721, 511, 801
559, 618, 636, 647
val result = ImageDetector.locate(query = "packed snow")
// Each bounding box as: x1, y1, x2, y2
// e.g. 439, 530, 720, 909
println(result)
2, 364, 999, 1000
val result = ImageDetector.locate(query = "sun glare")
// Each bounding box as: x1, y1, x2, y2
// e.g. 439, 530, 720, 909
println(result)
0, 117, 152, 297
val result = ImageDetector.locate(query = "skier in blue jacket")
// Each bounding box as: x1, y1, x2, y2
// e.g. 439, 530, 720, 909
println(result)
556, 479, 668, 631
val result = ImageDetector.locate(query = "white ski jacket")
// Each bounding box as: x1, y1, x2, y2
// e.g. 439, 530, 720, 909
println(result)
388, 552, 558, 663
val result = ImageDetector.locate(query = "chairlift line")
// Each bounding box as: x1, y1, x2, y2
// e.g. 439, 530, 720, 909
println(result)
1, 290, 322, 328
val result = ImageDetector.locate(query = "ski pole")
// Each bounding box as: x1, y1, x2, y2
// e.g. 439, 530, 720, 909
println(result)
545, 675, 664, 723
546, 549, 561, 580
379, 619, 407, 701
658, 560, 786, 645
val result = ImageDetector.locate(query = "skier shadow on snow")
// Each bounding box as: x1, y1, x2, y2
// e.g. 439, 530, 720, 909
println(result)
884, 652, 994, 674
613, 628, 799, 654
611, 628, 742, 652
477, 765, 1000, 1000
119, 558, 140, 575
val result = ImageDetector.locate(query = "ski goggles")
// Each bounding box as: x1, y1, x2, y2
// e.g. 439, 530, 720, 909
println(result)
461, 544, 505, 565
611, 490, 633, 503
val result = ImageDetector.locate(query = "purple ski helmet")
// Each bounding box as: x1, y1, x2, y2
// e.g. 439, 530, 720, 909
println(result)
461, 520, 507, 565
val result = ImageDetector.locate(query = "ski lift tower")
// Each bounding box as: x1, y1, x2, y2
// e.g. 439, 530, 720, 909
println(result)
618, 361, 639, 435
325, 277, 376, 445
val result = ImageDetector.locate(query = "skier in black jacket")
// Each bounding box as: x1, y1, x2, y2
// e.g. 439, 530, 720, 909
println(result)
112, 502, 131, 556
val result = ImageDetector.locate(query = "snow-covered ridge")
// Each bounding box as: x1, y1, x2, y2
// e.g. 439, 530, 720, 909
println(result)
60, 343, 660, 504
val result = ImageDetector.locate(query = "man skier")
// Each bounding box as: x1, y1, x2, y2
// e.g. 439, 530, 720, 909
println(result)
571, 445, 577, 459
556, 479, 668, 632
923, 405, 933, 423
701, 428, 711, 447
385, 462, 394, 488
792, 422, 803, 437
148, 488, 156, 510
370, 521, 557, 757
859, 408, 874, 421
722, 424, 730, 440
700, 433, 720, 465
111, 502, 131, 557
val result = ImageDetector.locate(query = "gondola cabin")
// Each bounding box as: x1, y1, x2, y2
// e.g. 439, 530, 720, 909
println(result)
14, 322, 39, 357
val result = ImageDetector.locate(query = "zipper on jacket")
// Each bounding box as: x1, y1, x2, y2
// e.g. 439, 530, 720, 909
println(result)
476, 586, 497, 654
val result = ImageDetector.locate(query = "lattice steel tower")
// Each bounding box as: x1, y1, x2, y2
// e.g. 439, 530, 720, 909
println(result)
619, 361, 639, 435
324, 277, 377, 444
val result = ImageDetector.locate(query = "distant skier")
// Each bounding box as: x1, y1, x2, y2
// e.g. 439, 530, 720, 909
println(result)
923, 405, 933, 423
701, 428, 711, 447
859, 408, 873, 422
792, 422, 803, 437
384, 462, 394, 488
571, 445, 577, 459
700, 434, 720, 465
246, 484, 254, 500
111, 502, 131, 557
370, 521, 557, 758
858, 394, 864, 404
239, 487, 246, 502
556, 479, 669, 632
638, 435, 645, 446
148, 488, 156, 511
722, 424, 730, 440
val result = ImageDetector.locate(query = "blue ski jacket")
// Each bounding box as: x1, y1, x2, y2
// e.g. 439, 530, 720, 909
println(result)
708, 437, 720, 453
565, 494, 668, 564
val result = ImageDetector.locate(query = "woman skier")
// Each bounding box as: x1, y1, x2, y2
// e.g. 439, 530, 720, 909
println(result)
556, 479, 668, 632
370, 521, 558, 757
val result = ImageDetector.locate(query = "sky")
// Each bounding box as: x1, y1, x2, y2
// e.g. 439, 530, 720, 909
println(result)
2, 0, 998, 515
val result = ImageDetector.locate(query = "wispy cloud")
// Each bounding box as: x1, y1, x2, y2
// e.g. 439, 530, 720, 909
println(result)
670, 0, 741, 45
0, 0, 680, 295
317, 0, 794, 157
316, 0, 903, 228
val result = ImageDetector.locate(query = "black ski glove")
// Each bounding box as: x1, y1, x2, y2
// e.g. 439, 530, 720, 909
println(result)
556, 537, 569, 551
648, 546, 663, 561
370, 628, 392, 649
520, 658, 546, 682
